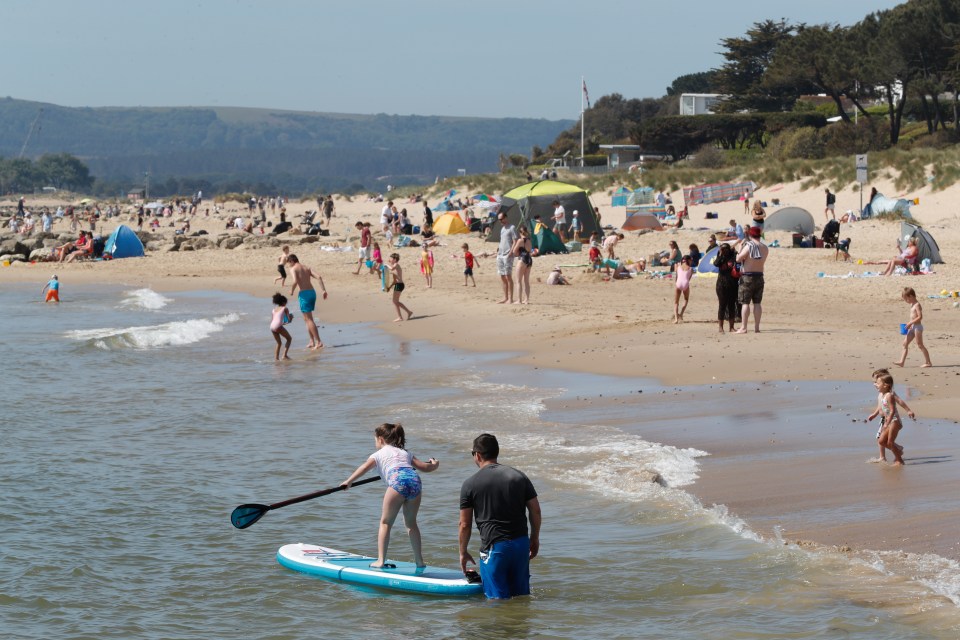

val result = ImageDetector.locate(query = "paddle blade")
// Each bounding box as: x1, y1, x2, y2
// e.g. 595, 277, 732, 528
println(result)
231, 503, 269, 529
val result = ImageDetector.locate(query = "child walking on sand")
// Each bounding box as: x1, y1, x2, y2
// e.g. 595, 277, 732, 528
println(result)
385, 253, 413, 322
269, 292, 293, 360
673, 255, 693, 323
274, 246, 290, 285
866, 368, 914, 463
868, 373, 910, 465
420, 247, 434, 288
459, 242, 479, 287
372, 241, 383, 273
341, 423, 439, 568
895, 287, 932, 368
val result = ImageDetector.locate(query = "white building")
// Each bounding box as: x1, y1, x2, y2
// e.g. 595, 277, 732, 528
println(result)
679, 93, 724, 116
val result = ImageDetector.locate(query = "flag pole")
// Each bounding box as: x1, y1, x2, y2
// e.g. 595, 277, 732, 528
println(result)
580, 76, 585, 167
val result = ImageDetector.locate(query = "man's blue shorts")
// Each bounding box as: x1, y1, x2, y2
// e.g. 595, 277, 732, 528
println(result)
298, 289, 317, 313
478, 536, 530, 599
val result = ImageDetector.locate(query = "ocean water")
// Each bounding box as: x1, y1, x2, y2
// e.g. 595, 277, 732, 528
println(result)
1, 284, 959, 639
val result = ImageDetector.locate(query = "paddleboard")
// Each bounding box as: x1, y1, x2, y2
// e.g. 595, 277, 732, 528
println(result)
277, 543, 482, 596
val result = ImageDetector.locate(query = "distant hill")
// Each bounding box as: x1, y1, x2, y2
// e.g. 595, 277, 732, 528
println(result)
0, 98, 573, 194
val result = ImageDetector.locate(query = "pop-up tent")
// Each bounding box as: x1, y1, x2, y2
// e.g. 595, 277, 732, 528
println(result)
487, 180, 599, 243
432, 212, 469, 235
866, 193, 913, 218
433, 199, 456, 213
765, 207, 815, 235
622, 209, 663, 231
611, 186, 631, 207
102, 224, 145, 259
900, 221, 943, 264
696, 246, 720, 274
533, 225, 568, 254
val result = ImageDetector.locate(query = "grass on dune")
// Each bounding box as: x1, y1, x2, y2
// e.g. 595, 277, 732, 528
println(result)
408, 143, 960, 202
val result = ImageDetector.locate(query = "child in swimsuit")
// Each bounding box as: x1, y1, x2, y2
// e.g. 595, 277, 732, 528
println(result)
673, 255, 693, 324
420, 248, 433, 289
341, 423, 439, 568
42, 275, 60, 303
385, 253, 413, 322
871, 374, 909, 465
274, 246, 290, 286
269, 292, 293, 360
866, 368, 913, 463
895, 287, 932, 368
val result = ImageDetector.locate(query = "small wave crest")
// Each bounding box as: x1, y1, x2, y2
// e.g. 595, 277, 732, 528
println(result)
862, 550, 960, 606
495, 426, 708, 501
66, 314, 239, 350
120, 288, 172, 311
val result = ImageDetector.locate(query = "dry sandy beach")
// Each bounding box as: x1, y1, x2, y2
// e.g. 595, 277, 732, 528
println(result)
3, 174, 959, 563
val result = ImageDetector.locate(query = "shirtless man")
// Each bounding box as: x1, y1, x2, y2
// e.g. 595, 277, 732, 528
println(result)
735, 226, 769, 334
286, 254, 328, 350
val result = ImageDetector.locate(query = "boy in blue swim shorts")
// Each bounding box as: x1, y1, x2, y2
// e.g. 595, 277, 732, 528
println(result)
286, 254, 328, 350
298, 289, 316, 313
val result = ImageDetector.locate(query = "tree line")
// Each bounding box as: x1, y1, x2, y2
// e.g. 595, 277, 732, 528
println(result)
544, 0, 960, 161
0, 153, 93, 195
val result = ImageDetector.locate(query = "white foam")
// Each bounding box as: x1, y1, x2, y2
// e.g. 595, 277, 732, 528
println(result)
862, 550, 960, 606
67, 314, 239, 350
120, 288, 172, 311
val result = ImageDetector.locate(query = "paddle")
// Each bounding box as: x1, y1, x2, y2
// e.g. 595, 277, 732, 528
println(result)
231, 475, 381, 529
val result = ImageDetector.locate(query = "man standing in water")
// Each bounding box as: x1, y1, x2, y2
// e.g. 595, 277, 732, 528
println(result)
459, 433, 541, 599
735, 226, 769, 334
286, 254, 328, 350
496, 212, 517, 304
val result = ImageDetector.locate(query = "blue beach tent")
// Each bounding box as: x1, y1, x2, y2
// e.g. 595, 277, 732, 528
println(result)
697, 246, 719, 274
103, 225, 145, 259
611, 186, 631, 207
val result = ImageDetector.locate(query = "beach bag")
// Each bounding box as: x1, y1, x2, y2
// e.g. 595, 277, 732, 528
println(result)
731, 262, 741, 279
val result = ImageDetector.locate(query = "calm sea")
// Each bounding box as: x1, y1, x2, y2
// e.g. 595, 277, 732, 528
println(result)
1, 284, 959, 639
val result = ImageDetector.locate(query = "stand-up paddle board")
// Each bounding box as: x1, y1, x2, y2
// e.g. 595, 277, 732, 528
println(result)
277, 543, 482, 596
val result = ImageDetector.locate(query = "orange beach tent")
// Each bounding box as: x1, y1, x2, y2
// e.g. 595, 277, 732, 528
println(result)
432, 212, 470, 235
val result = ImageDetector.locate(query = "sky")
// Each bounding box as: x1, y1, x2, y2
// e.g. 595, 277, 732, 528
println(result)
4, 0, 903, 121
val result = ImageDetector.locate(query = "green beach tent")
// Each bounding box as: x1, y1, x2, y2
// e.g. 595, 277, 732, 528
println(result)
486, 180, 600, 244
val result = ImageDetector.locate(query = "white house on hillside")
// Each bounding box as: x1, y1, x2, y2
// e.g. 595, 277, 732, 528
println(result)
679, 93, 724, 116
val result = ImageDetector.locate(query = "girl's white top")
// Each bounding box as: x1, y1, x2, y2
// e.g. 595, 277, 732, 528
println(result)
370, 445, 414, 480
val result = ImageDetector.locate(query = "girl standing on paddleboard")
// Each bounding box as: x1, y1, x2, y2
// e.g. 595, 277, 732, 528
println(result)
341, 423, 439, 568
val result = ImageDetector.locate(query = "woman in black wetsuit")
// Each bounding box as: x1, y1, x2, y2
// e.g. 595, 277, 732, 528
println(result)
714, 243, 739, 333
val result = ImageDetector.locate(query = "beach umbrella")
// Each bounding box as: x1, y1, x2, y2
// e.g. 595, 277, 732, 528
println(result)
472, 194, 498, 202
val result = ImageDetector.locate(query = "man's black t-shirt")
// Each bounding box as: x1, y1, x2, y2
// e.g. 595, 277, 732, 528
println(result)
460, 463, 537, 552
